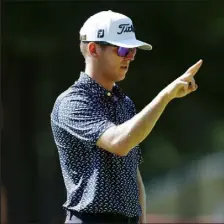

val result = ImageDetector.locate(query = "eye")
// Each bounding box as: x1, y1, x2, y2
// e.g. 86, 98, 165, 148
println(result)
130, 48, 137, 53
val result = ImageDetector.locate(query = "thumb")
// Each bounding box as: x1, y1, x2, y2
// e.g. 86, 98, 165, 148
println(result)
177, 80, 189, 92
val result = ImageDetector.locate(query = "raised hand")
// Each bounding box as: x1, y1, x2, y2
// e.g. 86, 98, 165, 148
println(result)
164, 59, 203, 100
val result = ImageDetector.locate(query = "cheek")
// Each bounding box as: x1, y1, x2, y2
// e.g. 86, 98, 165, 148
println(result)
105, 56, 121, 70
100, 50, 122, 72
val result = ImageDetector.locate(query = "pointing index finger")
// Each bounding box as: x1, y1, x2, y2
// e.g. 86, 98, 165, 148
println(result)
182, 59, 203, 79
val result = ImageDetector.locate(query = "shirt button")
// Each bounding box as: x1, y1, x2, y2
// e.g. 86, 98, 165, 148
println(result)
107, 92, 111, 97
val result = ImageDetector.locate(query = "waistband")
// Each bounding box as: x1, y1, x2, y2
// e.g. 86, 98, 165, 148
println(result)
66, 209, 139, 224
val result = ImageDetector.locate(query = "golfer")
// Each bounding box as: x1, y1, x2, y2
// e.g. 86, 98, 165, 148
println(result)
50, 10, 203, 224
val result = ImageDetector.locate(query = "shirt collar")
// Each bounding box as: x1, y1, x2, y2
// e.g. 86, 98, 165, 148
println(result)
77, 72, 125, 99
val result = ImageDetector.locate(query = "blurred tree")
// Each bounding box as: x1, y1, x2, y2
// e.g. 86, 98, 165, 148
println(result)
2, 1, 224, 222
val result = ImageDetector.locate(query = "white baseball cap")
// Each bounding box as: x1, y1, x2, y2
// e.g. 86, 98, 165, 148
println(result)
79, 10, 152, 50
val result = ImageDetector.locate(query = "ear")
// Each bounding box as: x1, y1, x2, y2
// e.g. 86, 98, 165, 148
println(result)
88, 42, 98, 57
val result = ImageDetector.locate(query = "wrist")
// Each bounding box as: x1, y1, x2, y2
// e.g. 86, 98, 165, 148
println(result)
158, 89, 172, 104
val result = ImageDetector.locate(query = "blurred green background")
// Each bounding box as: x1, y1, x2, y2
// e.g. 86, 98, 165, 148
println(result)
2, 1, 224, 223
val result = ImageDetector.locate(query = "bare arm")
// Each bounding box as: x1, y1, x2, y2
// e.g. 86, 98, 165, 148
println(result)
97, 60, 203, 156
97, 92, 169, 156
137, 168, 147, 224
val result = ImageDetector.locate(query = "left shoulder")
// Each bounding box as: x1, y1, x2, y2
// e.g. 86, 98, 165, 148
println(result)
124, 95, 134, 104
114, 84, 136, 111
124, 95, 136, 111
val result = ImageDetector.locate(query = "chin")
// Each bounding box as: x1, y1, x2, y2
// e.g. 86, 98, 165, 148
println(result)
116, 73, 126, 82
117, 69, 128, 81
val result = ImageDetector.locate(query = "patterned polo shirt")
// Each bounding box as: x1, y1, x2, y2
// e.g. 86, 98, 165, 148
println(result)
50, 72, 143, 218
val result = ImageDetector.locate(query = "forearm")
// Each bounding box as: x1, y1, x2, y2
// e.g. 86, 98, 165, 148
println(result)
112, 90, 170, 155
137, 169, 147, 223
139, 184, 146, 216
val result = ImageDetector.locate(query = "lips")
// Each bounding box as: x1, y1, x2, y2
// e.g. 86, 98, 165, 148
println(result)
120, 65, 128, 69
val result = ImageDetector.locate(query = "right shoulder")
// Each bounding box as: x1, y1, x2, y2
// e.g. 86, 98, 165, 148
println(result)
53, 84, 90, 109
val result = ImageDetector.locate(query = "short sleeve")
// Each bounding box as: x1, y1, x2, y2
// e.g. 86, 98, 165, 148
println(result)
57, 95, 115, 146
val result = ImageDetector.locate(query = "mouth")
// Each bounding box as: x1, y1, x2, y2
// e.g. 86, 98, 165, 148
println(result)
120, 65, 128, 70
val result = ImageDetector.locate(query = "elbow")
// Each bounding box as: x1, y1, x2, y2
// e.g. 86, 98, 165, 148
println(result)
115, 150, 128, 157
111, 140, 129, 157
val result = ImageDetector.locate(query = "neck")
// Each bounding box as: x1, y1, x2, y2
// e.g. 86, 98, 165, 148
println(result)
84, 63, 114, 91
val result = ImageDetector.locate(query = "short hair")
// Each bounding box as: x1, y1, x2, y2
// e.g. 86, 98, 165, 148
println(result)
79, 41, 108, 60
80, 41, 88, 59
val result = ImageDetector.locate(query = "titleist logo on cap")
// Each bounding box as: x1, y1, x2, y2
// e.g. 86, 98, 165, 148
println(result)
117, 24, 135, 35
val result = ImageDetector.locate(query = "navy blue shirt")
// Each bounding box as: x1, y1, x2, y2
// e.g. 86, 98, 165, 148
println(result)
50, 72, 143, 217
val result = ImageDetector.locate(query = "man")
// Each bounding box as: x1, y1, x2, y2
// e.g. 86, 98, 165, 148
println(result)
50, 10, 202, 224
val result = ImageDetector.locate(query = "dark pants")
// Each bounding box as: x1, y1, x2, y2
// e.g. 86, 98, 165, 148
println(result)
65, 210, 139, 224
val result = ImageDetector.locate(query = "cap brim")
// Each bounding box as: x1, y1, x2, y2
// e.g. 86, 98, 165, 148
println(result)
107, 39, 152, 50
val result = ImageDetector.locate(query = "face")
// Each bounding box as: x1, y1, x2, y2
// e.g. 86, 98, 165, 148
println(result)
96, 43, 137, 82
